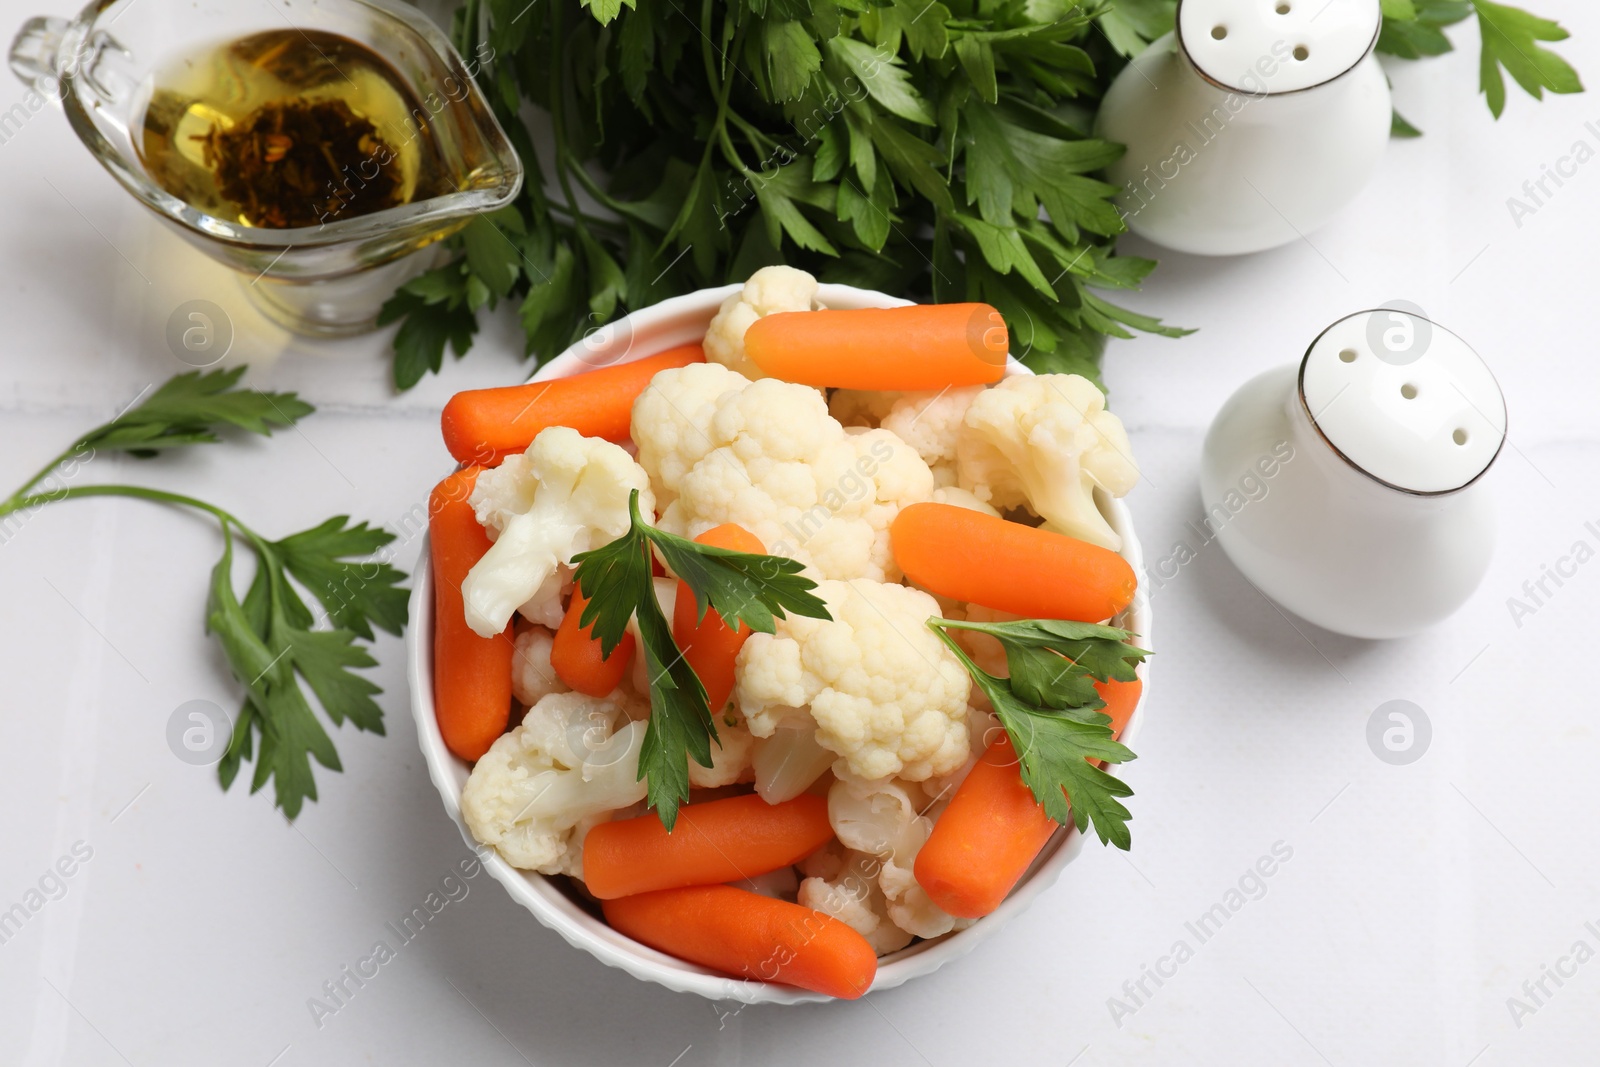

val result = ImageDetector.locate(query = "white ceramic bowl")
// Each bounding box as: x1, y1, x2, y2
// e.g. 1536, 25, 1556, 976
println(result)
406, 284, 1152, 1004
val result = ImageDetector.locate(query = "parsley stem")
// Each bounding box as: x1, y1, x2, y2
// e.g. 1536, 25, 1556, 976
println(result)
656, 10, 739, 254
0, 483, 264, 545
547, 1, 596, 249
557, 159, 633, 224
0, 441, 92, 515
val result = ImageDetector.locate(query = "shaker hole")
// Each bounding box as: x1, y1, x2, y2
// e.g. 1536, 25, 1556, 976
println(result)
1453, 428, 1469, 446
1400, 383, 1419, 399
1338, 348, 1358, 363
1212, 25, 1228, 39
1293, 45, 1310, 60
1277, 2, 1291, 12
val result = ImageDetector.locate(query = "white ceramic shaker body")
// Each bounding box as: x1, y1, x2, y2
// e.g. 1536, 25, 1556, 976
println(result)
1200, 310, 1507, 639
1096, 0, 1391, 255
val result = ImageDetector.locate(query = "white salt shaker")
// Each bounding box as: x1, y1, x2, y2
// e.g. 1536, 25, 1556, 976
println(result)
1200, 310, 1507, 638
1095, 0, 1391, 255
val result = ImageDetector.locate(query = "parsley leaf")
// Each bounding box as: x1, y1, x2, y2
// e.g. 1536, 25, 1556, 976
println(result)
1096, 0, 1177, 57
1472, 0, 1583, 118
1391, 108, 1425, 137
648, 526, 830, 634
205, 518, 403, 818
571, 490, 830, 827
932, 618, 1148, 710
1378, 0, 1579, 119
934, 626, 1137, 850
76, 367, 311, 458
274, 517, 409, 640
377, 263, 481, 390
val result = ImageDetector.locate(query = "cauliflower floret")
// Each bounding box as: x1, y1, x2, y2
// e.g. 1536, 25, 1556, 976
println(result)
828, 389, 899, 430
690, 714, 757, 789
634, 368, 935, 582
703, 266, 819, 379
798, 837, 847, 880
631, 362, 752, 511
511, 627, 569, 706
463, 427, 654, 637
797, 847, 914, 955
461, 691, 649, 876
626, 578, 679, 698
829, 778, 970, 941
833, 386, 984, 488
957, 374, 1138, 551
752, 723, 836, 803
929, 486, 1000, 517
517, 575, 572, 630
736, 580, 970, 782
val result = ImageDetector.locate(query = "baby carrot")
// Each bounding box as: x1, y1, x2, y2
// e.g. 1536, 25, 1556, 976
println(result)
440, 344, 704, 465
602, 885, 879, 998
551, 588, 634, 698
916, 675, 1143, 918
431, 467, 514, 761
672, 524, 765, 713
914, 736, 1052, 919
891, 502, 1137, 622
583, 793, 833, 899
743, 304, 1008, 390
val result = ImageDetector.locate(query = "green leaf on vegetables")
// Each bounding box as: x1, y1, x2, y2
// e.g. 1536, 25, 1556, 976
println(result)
571, 490, 830, 828
931, 617, 1149, 710
933, 626, 1138, 849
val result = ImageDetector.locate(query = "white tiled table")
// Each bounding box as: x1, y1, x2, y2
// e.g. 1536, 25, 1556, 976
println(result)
2, 3, 1598, 1063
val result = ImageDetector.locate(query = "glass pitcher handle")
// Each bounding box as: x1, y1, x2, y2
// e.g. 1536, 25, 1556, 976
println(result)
9, 16, 69, 95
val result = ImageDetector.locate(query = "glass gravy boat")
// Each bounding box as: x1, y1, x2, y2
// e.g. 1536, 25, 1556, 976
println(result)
10, 0, 522, 335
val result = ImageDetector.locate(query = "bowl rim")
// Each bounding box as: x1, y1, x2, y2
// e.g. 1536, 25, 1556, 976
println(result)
407, 282, 1153, 1004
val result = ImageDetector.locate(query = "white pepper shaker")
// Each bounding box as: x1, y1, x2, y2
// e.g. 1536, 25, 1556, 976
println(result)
1095, 0, 1391, 255
1199, 309, 1506, 639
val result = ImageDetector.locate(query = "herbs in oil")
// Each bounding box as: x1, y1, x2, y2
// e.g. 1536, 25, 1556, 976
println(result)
137, 30, 461, 229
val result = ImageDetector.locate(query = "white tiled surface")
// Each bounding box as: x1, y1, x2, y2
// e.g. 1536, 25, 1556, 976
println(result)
2, 2, 1598, 1064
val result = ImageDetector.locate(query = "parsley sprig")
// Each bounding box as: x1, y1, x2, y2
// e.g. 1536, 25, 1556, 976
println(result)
570, 490, 830, 828
1378, 0, 1581, 130
930, 617, 1148, 850
0, 369, 407, 818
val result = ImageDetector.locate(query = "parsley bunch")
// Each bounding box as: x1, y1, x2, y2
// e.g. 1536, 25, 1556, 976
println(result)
570, 490, 830, 828
381, 0, 1194, 390
0, 370, 407, 818
931, 616, 1149, 850
381, 0, 1577, 391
